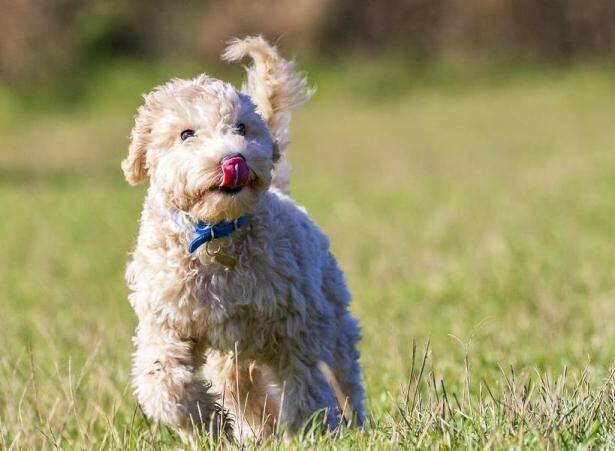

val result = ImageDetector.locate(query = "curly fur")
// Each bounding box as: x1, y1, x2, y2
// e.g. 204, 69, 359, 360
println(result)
223, 36, 313, 194
122, 36, 364, 442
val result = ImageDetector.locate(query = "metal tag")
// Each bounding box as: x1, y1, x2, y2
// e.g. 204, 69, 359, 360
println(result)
205, 242, 237, 269
212, 251, 237, 269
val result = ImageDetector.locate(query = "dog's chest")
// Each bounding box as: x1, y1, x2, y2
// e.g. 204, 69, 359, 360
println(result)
188, 256, 301, 355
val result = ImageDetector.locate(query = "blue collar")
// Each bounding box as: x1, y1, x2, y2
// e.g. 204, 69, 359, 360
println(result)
188, 216, 248, 253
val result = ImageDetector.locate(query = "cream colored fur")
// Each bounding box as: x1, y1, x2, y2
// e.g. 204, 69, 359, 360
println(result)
122, 36, 364, 442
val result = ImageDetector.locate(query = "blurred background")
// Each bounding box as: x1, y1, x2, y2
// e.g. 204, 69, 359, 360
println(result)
1, 1, 615, 448
3, 0, 615, 84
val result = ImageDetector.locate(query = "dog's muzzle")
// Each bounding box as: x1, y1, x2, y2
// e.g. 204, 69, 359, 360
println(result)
220, 154, 250, 189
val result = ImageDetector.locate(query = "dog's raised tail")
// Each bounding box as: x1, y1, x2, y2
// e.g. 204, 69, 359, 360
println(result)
223, 36, 313, 194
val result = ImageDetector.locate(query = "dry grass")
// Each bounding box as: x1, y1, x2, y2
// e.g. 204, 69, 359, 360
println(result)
1, 63, 615, 448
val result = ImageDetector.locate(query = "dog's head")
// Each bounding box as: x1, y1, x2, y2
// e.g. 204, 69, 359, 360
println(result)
122, 36, 311, 223
122, 74, 277, 222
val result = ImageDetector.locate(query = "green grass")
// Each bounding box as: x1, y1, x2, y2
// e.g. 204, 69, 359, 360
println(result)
1, 62, 615, 448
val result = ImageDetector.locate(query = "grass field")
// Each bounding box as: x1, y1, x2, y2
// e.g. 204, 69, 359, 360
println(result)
1, 61, 615, 448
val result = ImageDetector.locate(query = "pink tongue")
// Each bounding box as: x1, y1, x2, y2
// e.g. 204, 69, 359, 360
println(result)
220, 156, 250, 188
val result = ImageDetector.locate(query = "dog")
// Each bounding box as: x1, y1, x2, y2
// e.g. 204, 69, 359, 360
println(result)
122, 36, 365, 441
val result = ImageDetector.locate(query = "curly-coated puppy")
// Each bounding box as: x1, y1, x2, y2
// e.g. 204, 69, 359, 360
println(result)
122, 36, 365, 441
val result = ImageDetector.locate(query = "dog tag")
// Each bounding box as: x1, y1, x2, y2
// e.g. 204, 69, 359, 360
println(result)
205, 241, 237, 269
212, 251, 237, 269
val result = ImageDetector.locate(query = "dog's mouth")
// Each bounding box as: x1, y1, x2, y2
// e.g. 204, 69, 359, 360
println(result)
218, 185, 245, 195
209, 154, 256, 196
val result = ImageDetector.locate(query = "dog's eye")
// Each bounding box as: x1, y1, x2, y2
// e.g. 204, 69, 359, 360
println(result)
180, 129, 195, 141
233, 123, 246, 136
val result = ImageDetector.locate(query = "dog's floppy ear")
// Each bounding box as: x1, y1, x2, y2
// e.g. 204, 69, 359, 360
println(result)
222, 36, 313, 152
122, 104, 152, 185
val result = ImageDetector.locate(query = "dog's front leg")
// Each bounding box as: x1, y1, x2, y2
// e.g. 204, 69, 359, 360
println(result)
276, 353, 340, 433
131, 322, 225, 439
